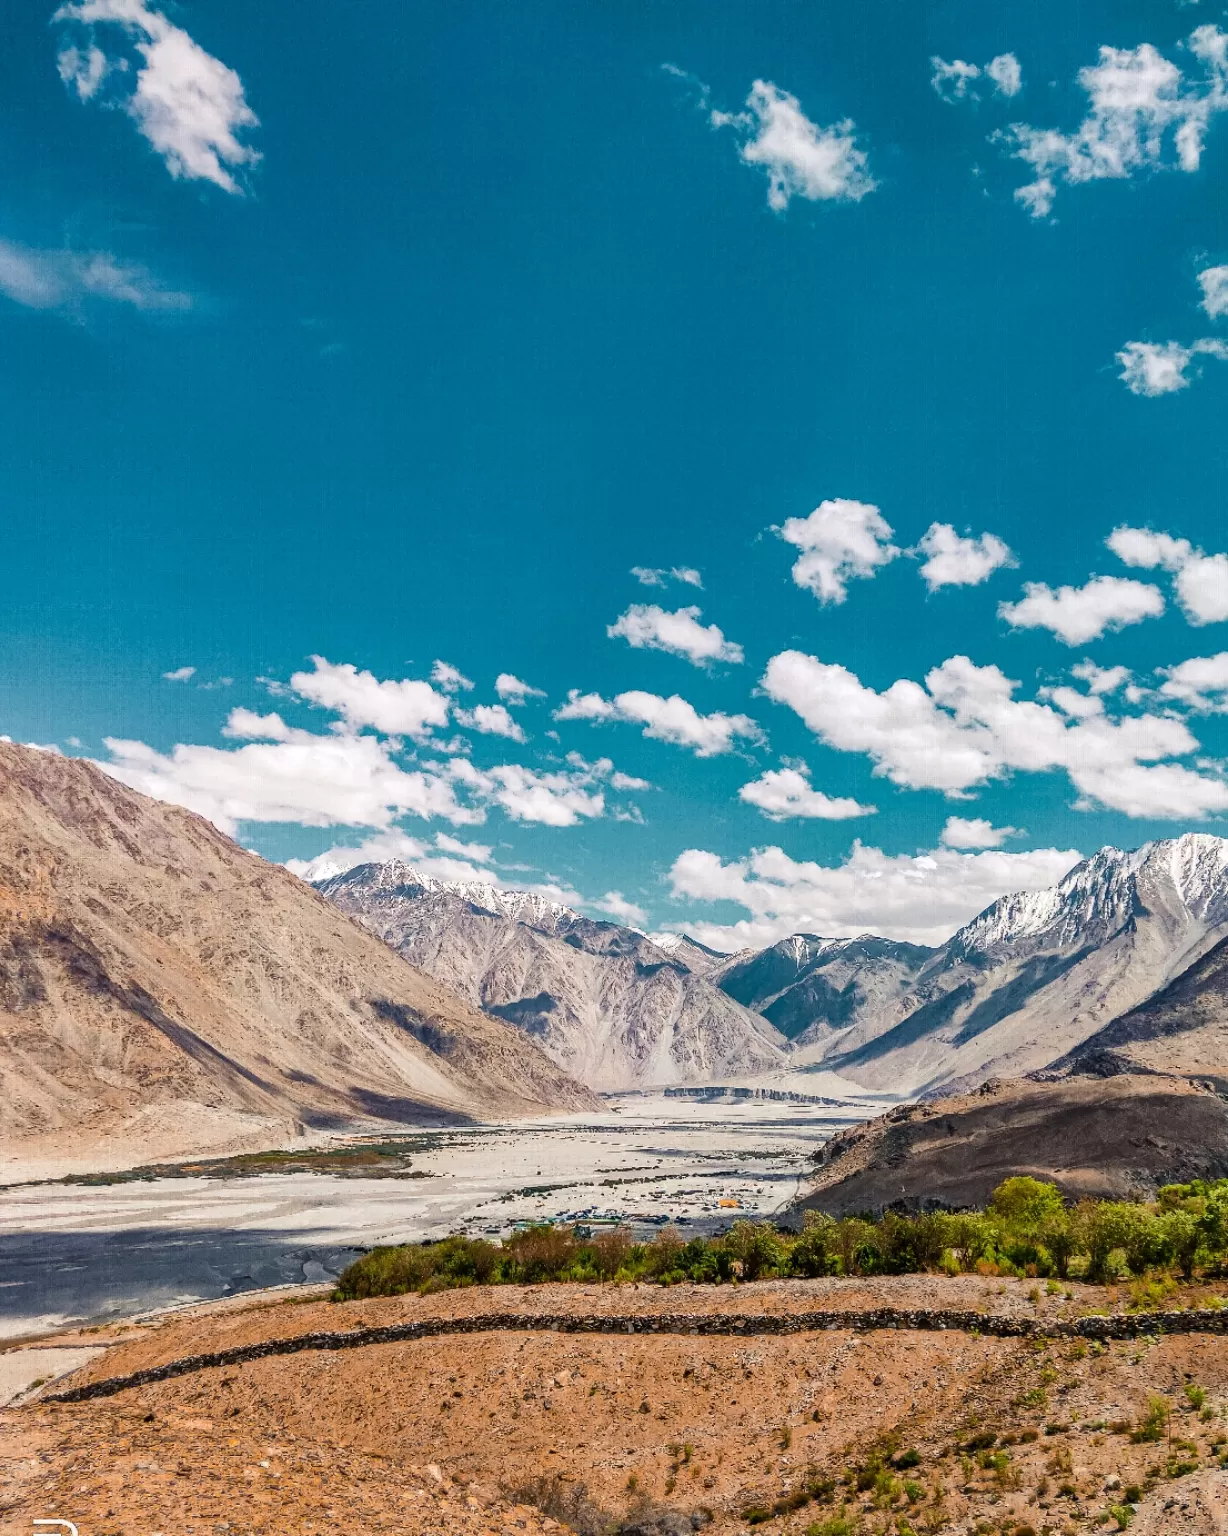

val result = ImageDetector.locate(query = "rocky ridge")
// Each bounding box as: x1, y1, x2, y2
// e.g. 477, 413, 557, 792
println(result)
0, 744, 597, 1179
714, 834, 1228, 1095
316, 862, 789, 1091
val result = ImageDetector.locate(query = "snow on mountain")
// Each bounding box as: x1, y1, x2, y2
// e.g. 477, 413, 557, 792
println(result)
316, 861, 788, 1091
784, 833, 1228, 1095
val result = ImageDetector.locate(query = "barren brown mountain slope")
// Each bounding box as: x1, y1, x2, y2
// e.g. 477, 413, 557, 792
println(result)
0, 743, 597, 1179
5, 1280, 1228, 1535
798, 1074, 1228, 1216
1055, 929, 1228, 1090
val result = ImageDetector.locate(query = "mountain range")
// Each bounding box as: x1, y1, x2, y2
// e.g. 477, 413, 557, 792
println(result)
0, 744, 597, 1180
319, 834, 1228, 1098
317, 862, 788, 1091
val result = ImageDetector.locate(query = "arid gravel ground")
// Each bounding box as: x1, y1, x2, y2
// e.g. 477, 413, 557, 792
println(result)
3, 1277, 1227, 1535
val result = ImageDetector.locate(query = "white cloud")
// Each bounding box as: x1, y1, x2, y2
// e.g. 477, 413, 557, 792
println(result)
1043, 685, 1106, 719
607, 604, 743, 667
100, 730, 479, 837
285, 830, 496, 886
779, 499, 900, 604
667, 840, 1082, 949
494, 673, 546, 705
916, 522, 1016, 590
931, 58, 982, 102
998, 27, 1228, 217
712, 80, 875, 211
431, 660, 474, 693
986, 54, 1024, 98
1108, 524, 1228, 625
454, 703, 526, 742
556, 688, 763, 757
591, 891, 648, 927
289, 656, 451, 739
631, 565, 703, 589
1198, 263, 1228, 318
55, 0, 260, 194
220, 707, 311, 742
1116, 337, 1228, 395
162, 665, 195, 682
1158, 652, 1228, 711
737, 763, 875, 821
0, 238, 191, 314
760, 648, 1228, 818
434, 832, 493, 861
998, 574, 1164, 645
939, 816, 1020, 849
1071, 660, 1130, 694
931, 53, 1022, 104
446, 758, 604, 828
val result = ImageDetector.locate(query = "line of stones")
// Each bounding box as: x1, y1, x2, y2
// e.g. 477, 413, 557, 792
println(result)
43, 1305, 1228, 1406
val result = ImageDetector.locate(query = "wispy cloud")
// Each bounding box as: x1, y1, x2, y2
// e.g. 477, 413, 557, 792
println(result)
55, 0, 260, 194
0, 238, 191, 314
931, 52, 1022, 103
631, 565, 703, 589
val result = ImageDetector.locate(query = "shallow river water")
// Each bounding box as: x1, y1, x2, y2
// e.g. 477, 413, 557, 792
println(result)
0, 1089, 893, 1337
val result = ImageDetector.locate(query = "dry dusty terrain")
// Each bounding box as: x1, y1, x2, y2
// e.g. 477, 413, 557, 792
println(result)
3, 1278, 1228, 1535
801, 1074, 1228, 1214
0, 743, 597, 1184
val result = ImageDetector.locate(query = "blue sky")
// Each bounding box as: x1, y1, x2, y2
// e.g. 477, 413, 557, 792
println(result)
7, 0, 1228, 947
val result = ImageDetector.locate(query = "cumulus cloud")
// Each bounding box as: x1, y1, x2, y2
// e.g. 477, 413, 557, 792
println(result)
631, 565, 703, 589
290, 656, 451, 739
931, 53, 1022, 103
760, 648, 1228, 818
494, 673, 546, 705
431, 660, 474, 693
55, 0, 260, 193
1116, 337, 1228, 395
447, 757, 605, 828
556, 689, 763, 757
1157, 652, 1228, 711
779, 499, 900, 604
162, 665, 195, 682
939, 816, 1020, 849
1108, 524, 1228, 625
737, 763, 875, 821
916, 523, 1016, 590
1071, 660, 1131, 695
1198, 263, 1228, 318
592, 891, 648, 927
998, 574, 1164, 645
667, 840, 1082, 950
100, 730, 479, 837
0, 238, 191, 315
454, 703, 526, 742
607, 604, 743, 667
711, 79, 875, 211
285, 829, 497, 886
986, 54, 1024, 98
997, 27, 1228, 217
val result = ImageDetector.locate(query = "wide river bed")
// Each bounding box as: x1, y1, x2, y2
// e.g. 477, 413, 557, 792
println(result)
0, 1089, 893, 1338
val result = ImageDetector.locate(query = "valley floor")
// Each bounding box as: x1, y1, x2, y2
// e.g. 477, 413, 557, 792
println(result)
3, 1276, 1228, 1535
0, 1093, 891, 1339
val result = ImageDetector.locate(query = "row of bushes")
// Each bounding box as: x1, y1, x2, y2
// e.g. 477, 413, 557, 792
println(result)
333, 1176, 1228, 1299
